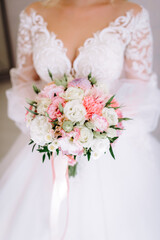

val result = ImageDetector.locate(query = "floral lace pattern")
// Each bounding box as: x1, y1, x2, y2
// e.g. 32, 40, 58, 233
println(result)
16, 6, 153, 87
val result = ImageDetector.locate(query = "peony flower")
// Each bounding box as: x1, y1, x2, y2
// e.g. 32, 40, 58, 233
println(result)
47, 96, 65, 120
68, 78, 92, 90
30, 116, 52, 145
37, 98, 51, 115
102, 108, 118, 126
64, 100, 86, 124
91, 114, 109, 132
78, 127, 93, 148
83, 96, 103, 118
39, 84, 64, 99
60, 87, 85, 101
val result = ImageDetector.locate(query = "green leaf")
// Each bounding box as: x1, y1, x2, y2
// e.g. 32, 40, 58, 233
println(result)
64, 73, 68, 81
32, 143, 36, 152
26, 98, 37, 107
90, 77, 97, 85
88, 72, 92, 80
33, 85, 41, 94
42, 154, 46, 163
118, 118, 132, 122
47, 151, 51, 160
56, 148, 59, 155
48, 69, 53, 81
58, 103, 64, 114
105, 95, 115, 107
29, 139, 34, 145
86, 148, 92, 161
25, 107, 38, 115
108, 136, 119, 143
110, 126, 124, 130
109, 144, 115, 160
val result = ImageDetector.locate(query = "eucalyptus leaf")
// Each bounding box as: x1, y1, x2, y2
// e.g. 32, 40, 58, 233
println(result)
88, 72, 92, 80
25, 107, 38, 115
32, 143, 36, 152
58, 103, 64, 114
48, 69, 53, 81
118, 117, 132, 122
33, 85, 41, 94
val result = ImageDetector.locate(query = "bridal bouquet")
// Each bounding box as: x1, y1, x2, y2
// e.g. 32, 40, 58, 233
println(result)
25, 71, 130, 177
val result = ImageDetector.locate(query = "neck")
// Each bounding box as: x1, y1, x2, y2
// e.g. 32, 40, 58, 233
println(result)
58, 0, 111, 7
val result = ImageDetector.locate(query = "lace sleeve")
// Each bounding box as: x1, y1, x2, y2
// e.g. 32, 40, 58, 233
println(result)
116, 7, 160, 133
6, 10, 42, 134
124, 8, 153, 81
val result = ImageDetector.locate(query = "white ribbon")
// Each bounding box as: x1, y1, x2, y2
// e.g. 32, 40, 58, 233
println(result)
50, 152, 69, 240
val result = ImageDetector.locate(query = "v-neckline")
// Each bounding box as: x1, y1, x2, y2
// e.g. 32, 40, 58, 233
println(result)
29, 6, 143, 70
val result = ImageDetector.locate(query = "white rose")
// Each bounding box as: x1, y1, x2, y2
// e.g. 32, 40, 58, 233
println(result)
37, 98, 51, 114
107, 128, 117, 138
91, 138, 110, 159
61, 87, 84, 101
78, 127, 93, 147
58, 137, 83, 155
102, 108, 118, 126
30, 116, 52, 145
64, 100, 86, 124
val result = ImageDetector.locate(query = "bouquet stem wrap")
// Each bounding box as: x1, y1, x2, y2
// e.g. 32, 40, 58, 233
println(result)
50, 152, 69, 239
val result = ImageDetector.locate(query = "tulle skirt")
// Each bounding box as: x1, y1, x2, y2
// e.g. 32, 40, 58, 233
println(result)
0, 124, 160, 240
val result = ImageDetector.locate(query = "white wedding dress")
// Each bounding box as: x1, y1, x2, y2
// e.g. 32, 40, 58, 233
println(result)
0, 5, 160, 240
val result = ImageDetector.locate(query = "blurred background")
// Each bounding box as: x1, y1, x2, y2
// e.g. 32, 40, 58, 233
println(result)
0, 0, 160, 160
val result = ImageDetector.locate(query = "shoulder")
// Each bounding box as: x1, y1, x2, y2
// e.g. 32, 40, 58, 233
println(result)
115, 1, 148, 17
22, 1, 45, 15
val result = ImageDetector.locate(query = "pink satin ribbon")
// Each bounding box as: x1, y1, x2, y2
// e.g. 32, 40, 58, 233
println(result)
50, 152, 70, 240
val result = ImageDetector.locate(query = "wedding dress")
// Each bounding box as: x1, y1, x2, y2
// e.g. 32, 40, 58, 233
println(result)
0, 5, 160, 240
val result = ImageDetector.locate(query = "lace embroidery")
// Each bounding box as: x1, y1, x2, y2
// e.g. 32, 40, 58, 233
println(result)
17, 11, 33, 68
16, 6, 153, 83
125, 9, 153, 80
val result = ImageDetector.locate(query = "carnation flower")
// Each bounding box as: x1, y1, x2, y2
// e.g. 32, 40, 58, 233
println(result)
83, 96, 103, 118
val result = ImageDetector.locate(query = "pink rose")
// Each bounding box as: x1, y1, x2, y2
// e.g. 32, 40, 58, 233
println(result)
83, 96, 103, 118
47, 96, 65, 120
91, 114, 109, 132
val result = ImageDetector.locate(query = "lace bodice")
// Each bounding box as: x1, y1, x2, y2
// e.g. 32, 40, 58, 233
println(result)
16, 5, 153, 91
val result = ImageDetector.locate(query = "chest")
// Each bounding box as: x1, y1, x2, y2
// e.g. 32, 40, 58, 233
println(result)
29, 9, 133, 89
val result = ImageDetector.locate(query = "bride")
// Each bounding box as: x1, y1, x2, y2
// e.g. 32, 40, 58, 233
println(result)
0, 0, 160, 239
